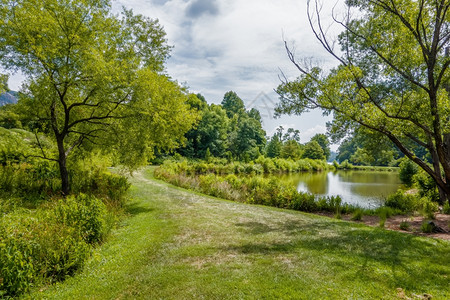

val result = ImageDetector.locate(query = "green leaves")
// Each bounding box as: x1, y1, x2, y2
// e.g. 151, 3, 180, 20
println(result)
0, 0, 199, 193
278, 0, 450, 202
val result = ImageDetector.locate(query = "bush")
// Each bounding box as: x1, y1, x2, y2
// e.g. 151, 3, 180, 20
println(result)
419, 197, 438, 220
443, 201, 450, 214
385, 190, 419, 213
351, 209, 363, 221
0, 210, 91, 297
0, 161, 60, 203
413, 170, 439, 202
69, 153, 130, 205
399, 159, 418, 187
52, 194, 108, 244
421, 221, 433, 233
399, 221, 410, 231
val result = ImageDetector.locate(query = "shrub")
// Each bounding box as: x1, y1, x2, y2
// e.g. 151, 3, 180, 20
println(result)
399, 221, 410, 231
419, 197, 438, 220
421, 221, 433, 233
443, 201, 450, 214
69, 153, 130, 205
399, 159, 418, 187
413, 170, 439, 202
385, 190, 419, 213
0, 210, 91, 297
51, 194, 108, 244
351, 209, 363, 221
332, 160, 340, 169
289, 192, 317, 212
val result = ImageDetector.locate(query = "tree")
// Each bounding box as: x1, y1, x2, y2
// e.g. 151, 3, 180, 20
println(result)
0, 0, 197, 195
310, 133, 330, 160
280, 139, 302, 160
195, 104, 229, 158
221, 91, 245, 118
336, 127, 401, 165
229, 114, 266, 160
266, 134, 282, 158
0, 74, 7, 93
276, 0, 450, 204
302, 140, 325, 160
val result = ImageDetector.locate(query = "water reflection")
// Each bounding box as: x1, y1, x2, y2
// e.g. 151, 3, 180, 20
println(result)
279, 171, 403, 208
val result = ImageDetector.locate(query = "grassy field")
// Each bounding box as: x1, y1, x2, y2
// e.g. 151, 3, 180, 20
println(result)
25, 167, 450, 299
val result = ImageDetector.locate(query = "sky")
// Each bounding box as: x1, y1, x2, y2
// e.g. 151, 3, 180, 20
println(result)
7, 0, 345, 150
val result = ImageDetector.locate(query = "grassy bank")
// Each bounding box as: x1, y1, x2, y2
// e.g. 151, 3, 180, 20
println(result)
24, 167, 450, 299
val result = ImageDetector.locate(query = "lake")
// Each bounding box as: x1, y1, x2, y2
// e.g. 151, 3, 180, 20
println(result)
278, 170, 403, 208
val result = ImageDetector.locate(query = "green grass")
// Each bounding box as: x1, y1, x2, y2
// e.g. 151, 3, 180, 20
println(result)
25, 167, 450, 299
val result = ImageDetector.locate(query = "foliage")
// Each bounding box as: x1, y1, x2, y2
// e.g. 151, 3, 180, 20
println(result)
51, 194, 108, 244
443, 201, 450, 214
0, 188, 121, 297
399, 221, 410, 231
155, 163, 358, 214
276, 0, 450, 204
266, 134, 283, 158
302, 140, 325, 160
178, 92, 266, 161
0, 104, 22, 129
0, 194, 110, 297
399, 158, 419, 187
421, 221, 434, 233
385, 191, 420, 213
0, 129, 130, 205
351, 208, 363, 221
221, 91, 245, 118
413, 169, 440, 202
157, 157, 331, 177
310, 134, 330, 160
27, 168, 450, 299
0, 0, 197, 195
280, 139, 303, 160
335, 128, 401, 166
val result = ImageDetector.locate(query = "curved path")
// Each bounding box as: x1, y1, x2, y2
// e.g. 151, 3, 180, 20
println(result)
26, 168, 450, 299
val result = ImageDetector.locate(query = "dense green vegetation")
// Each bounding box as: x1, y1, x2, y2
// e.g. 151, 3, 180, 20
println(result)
0, 0, 197, 195
1, 0, 449, 298
0, 0, 196, 297
153, 159, 407, 216
23, 168, 449, 299
176, 91, 266, 161
154, 159, 353, 214
0, 127, 131, 297
277, 0, 450, 205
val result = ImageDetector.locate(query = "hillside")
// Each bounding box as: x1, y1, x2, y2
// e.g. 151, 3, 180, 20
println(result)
26, 167, 450, 300
0, 91, 17, 106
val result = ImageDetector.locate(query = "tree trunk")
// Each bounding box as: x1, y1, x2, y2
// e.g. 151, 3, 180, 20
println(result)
442, 46, 450, 206
57, 138, 70, 196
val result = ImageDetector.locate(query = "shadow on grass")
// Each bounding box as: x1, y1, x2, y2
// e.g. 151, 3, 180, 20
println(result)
125, 202, 155, 216
228, 219, 450, 293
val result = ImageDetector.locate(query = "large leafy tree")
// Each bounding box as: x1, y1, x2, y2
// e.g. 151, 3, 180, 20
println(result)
277, 0, 450, 204
221, 91, 245, 118
0, 0, 197, 195
310, 133, 330, 160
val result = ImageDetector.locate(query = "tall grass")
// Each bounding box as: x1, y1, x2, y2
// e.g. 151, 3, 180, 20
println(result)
155, 166, 358, 214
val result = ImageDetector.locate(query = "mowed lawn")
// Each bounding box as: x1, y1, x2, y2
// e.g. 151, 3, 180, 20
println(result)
26, 167, 450, 299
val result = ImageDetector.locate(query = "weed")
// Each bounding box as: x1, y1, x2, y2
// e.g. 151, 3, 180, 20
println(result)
421, 221, 433, 233
442, 201, 450, 214
351, 209, 363, 221
399, 221, 410, 231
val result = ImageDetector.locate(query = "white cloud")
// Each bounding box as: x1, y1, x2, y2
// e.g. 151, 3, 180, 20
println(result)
8, 0, 345, 149
301, 125, 327, 142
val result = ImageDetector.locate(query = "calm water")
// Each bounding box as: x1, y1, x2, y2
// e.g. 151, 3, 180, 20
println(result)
278, 171, 403, 208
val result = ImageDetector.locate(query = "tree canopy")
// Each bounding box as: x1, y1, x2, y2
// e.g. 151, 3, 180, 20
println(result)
276, 0, 450, 204
178, 91, 266, 161
0, 0, 197, 195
